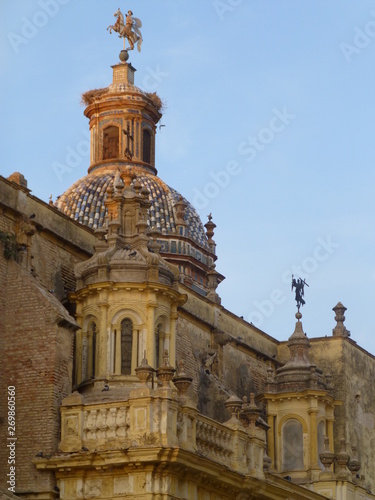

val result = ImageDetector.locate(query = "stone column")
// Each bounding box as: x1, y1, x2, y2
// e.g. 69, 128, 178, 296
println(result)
326, 412, 335, 457
146, 299, 157, 370
87, 329, 94, 379
169, 308, 178, 368
98, 302, 109, 378
114, 323, 121, 375
74, 310, 83, 385
308, 405, 320, 471
267, 414, 276, 470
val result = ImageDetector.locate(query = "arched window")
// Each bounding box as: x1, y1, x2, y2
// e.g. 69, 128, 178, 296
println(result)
282, 419, 303, 471
121, 319, 133, 375
142, 129, 151, 164
103, 126, 119, 160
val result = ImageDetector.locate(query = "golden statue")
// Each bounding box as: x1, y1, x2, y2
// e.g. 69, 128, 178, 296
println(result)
107, 8, 143, 52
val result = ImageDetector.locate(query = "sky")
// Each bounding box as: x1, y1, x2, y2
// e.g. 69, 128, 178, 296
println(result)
2, 1, 375, 354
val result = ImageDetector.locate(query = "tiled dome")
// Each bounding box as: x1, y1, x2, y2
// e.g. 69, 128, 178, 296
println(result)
56, 167, 209, 251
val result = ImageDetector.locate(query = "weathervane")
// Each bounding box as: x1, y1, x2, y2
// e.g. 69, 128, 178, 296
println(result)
291, 275, 309, 311
107, 8, 143, 62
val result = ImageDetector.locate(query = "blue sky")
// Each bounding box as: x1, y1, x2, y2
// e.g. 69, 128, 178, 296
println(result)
2, 1, 375, 354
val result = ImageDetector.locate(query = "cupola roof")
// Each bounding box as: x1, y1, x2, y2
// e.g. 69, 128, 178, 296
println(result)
56, 167, 209, 251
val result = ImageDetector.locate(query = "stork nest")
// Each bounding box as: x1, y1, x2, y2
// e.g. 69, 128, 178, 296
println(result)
81, 87, 165, 112
81, 87, 109, 106
145, 92, 164, 112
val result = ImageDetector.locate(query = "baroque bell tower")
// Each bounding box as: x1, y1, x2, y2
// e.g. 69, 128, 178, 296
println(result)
69, 11, 187, 391
84, 62, 162, 175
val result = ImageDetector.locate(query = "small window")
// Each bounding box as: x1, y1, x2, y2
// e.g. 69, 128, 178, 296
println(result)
121, 319, 133, 375
282, 419, 303, 471
103, 126, 119, 160
143, 129, 151, 164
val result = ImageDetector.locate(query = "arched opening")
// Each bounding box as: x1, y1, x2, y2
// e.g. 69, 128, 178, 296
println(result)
282, 419, 304, 471
103, 125, 119, 160
121, 318, 133, 375
142, 129, 151, 164
85, 322, 97, 380
155, 325, 160, 369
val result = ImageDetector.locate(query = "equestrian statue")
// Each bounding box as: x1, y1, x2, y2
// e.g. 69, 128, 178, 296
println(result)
107, 8, 143, 52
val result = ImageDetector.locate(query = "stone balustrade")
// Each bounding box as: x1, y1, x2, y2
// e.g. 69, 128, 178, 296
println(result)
59, 387, 266, 480
59, 392, 131, 452
83, 405, 129, 443
195, 415, 233, 463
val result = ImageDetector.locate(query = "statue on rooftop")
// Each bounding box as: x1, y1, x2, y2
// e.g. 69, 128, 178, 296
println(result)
107, 8, 143, 52
291, 275, 308, 309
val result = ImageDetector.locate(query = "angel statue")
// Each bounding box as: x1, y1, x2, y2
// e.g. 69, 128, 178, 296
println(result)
107, 8, 143, 52
291, 275, 309, 309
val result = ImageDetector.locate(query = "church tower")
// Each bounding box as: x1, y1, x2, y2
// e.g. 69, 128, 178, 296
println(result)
33, 16, 270, 498
71, 167, 187, 389
260, 304, 340, 483
56, 46, 224, 300
84, 62, 160, 174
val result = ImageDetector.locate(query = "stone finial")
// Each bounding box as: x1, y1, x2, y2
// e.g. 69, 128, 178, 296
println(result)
173, 360, 193, 398
135, 355, 154, 384
336, 438, 351, 480
265, 362, 277, 392
156, 350, 175, 387
206, 263, 221, 305
348, 445, 361, 478
286, 311, 310, 365
174, 196, 187, 225
241, 393, 261, 426
309, 364, 318, 389
319, 436, 334, 474
204, 213, 216, 240
204, 214, 217, 254
148, 227, 162, 254
332, 302, 350, 337
114, 169, 124, 192
263, 444, 272, 471
224, 394, 243, 421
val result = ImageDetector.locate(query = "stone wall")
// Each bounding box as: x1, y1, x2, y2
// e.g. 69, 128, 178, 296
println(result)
177, 289, 278, 422
342, 340, 375, 491
278, 334, 375, 493
0, 177, 95, 498
0, 257, 75, 496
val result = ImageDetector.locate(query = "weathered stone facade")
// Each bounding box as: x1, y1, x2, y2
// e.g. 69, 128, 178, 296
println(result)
1, 51, 375, 500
